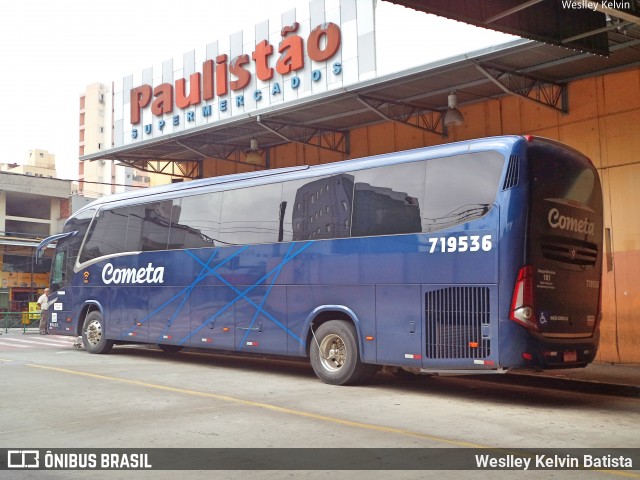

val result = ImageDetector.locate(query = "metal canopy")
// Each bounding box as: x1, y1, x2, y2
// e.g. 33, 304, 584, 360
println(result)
385, 0, 640, 56
83, 6, 640, 179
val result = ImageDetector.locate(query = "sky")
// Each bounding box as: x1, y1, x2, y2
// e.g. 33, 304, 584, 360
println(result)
0, 0, 514, 180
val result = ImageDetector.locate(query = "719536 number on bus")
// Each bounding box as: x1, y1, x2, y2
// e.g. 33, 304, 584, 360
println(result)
427, 234, 493, 254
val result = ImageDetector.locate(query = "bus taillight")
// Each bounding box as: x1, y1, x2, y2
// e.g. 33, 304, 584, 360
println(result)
510, 265, 539, 332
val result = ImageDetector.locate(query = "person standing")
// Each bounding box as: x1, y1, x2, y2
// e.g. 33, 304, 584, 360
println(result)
37, 288, 50, 335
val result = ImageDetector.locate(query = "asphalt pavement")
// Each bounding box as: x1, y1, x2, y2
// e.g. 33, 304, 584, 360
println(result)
2, 327, 638, 392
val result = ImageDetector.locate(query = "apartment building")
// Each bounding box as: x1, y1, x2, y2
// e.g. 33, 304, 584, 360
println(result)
79, 83, 168, 199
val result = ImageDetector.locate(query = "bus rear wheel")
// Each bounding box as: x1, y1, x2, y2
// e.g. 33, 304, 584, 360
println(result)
82, 311, 114, 354
310, 320, 373, 385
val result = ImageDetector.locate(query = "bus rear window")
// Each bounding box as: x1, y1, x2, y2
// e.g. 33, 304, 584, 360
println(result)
528, 143, 601, 211
422, 151, 504, 232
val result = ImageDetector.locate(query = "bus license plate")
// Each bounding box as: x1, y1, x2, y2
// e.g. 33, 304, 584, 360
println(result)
563, 350, 577, 363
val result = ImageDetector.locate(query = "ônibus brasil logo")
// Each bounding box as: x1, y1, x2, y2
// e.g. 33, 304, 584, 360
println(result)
101, 263, 165, 285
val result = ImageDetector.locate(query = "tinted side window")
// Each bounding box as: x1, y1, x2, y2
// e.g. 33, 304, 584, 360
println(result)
125, 201, 172, 252
80, 207, 129, 262
169, 192, 222, 249
423, 152, 504, 232
352, 162, 424, 237
219, 183, 283, 245
282, 174, 354, 241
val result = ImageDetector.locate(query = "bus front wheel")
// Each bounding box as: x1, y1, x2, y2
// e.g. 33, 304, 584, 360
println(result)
82, 311, 114, 354
310, 320, 373, 385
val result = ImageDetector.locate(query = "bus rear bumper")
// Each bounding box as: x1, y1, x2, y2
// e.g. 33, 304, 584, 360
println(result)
522, 340, 598, 370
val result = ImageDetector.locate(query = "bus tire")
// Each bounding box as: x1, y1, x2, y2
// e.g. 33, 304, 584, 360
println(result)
82, 311, 113, 354
158, 344, 183, 353
310, 320, 373, 385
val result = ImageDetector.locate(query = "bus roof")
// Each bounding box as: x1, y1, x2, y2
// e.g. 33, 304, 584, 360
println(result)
76, 135, 527, 215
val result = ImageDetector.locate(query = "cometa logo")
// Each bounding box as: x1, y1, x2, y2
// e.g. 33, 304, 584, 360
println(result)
101, 263, 165, 285
547, 208, 595, 236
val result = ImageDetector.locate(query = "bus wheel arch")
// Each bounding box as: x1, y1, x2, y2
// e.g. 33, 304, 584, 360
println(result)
306, 309, 353, 355
307, 310, 375, 385
77, 303, 101, 337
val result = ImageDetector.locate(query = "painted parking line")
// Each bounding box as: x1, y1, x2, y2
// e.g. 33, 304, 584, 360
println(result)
26, 362, 483, 448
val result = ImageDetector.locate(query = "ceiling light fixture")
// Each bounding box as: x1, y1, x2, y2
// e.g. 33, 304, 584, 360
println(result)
245, 138, 262, 165
444, 92, 464, 127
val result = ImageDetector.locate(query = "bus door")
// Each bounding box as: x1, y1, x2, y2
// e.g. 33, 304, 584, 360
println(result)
36, 209, 96, 336
524, 141, 603, 357
36, 230, 85, 336
47, 244, 75, 335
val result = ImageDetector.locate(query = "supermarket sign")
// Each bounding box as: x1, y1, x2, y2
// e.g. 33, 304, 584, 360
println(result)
113, 0, 376, 147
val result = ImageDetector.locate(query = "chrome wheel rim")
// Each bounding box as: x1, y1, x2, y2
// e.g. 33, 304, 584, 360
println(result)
85, 319, 103, 346
319, 333, 347, 372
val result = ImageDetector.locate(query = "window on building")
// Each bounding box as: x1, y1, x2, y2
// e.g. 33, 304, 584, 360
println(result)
6, 193, 50, 220
4, 220, 49, 237
282, 174, 354, 241
352, 162, 424, 237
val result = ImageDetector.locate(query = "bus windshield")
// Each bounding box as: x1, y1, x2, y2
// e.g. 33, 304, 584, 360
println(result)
50, 208, 95, 291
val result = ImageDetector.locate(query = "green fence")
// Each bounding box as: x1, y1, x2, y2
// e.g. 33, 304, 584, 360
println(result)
2, 311, 42, 333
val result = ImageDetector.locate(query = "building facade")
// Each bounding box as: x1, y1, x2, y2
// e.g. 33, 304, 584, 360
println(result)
0, 172, 74, 310
79, 83, 176, 199
79, 82, 117, 198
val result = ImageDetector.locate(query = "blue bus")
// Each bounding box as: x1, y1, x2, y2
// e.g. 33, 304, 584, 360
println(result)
37, 135, 603, 385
